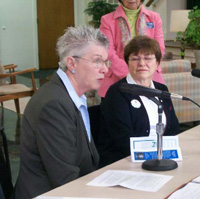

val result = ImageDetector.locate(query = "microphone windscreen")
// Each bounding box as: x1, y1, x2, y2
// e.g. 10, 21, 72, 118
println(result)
119, 83, 163, 97
191, 68, 200, 78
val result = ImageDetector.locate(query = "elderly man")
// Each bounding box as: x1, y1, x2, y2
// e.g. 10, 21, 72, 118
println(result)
14, 26, 109, 199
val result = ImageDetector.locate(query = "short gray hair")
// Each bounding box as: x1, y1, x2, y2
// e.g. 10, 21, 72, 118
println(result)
56, 26, 109, 71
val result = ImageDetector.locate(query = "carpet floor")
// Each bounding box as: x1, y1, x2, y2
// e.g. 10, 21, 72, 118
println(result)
0, 97, 30, 115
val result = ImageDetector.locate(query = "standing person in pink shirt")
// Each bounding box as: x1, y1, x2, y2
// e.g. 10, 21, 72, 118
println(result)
98, 0, 165, 98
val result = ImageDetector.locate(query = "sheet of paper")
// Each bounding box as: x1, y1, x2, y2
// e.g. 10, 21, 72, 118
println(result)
87, 170, 173, 192
130, 136, 182, 162
36, 196, 118, 199
168, 182, 200, 199
192, 176, 200, 183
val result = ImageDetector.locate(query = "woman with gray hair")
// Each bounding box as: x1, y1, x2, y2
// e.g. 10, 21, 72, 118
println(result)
14, 26, 109, 199
98, 0, 165, 98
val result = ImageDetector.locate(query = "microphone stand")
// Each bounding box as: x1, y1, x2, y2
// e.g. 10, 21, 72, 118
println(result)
142, 97, 178, 171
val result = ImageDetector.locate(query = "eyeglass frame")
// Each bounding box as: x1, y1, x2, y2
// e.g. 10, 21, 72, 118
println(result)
72, 56, 110, 68
128, 56, 156, 64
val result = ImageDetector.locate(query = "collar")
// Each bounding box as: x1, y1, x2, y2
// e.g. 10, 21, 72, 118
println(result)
122, 4, 141, 16
126, 73, 155, 89
139, 4, 151, 17
114, 4, 150, 19
57, 68, 87, 109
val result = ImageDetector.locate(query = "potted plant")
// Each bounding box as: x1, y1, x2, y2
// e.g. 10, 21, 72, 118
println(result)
183, 6, 200, 49
176, 32, 186, 59
84, 0, 118, 28
177, 6, 200, 66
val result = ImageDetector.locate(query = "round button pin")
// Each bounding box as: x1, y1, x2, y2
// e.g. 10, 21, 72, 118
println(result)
131, 99, 141, 108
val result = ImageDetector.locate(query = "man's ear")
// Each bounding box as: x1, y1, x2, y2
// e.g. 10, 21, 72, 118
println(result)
65, 56, 76, 71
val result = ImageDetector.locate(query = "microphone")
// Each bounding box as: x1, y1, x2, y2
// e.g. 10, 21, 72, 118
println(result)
191, 68, 200, 78
119, 83, 189, 101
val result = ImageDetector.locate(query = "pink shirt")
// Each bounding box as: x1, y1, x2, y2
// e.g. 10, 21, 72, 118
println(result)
98, 5, 165, 97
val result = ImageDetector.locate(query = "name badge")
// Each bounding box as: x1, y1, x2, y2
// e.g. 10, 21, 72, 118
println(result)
134, 149, 179, 161
146, 22, 154, 29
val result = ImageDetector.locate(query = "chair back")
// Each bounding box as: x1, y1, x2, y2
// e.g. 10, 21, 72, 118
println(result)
0, 67, 37, 116
0, 64, 9, 86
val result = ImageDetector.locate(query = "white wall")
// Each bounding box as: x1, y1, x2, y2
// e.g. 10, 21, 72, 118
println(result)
166, 0, 187, 40
0, 0, 38, 70
74, 0, 91, 26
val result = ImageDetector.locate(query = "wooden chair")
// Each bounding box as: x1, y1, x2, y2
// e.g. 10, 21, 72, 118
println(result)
0, 65, 37, 116
0, 64, 16, 85
0, 64, 16, 108
3, 64, 16, 73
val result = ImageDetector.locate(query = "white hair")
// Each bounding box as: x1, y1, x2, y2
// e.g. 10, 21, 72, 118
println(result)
56, 26, 109, 71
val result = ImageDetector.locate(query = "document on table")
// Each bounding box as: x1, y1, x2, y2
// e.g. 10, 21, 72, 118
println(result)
36, 197, 118, 199
130, 136, 182, 162
87, 170, 173, 192
167, 176, 200, 199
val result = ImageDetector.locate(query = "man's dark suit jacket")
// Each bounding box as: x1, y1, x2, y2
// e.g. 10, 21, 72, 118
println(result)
98, 78, 180, 167
14, 72, 99, 199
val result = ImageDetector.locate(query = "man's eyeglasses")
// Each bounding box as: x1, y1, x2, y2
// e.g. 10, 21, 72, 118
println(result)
129, 56, 156, 64
72, 56, 110, 68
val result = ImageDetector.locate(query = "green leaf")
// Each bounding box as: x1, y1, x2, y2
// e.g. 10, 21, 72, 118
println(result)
180, 51, 185, 56
182, 6, 200, 49
84, 1, 118, 28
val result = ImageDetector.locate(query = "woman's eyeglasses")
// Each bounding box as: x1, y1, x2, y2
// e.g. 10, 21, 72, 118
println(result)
129, 56, 156, 64
72, 56, 110, 68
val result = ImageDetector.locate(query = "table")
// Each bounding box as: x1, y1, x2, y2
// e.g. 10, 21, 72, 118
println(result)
40, 125, 200, 199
